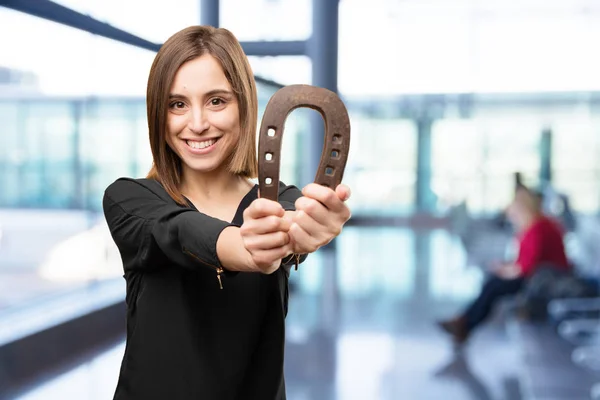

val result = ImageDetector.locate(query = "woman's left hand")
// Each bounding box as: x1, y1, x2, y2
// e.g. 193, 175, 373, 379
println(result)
286, 183, 352, 254
493, 263, 522, 280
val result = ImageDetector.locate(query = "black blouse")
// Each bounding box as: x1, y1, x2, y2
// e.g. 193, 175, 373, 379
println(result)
102, 177, 306, 400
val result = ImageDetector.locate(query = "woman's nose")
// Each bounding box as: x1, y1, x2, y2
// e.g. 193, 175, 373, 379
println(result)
188, 107, 209, 134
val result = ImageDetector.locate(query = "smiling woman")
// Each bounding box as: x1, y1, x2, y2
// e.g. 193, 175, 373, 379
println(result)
144, 26, 259, 206
101, 25, 352, 400
166, 55, 242, 177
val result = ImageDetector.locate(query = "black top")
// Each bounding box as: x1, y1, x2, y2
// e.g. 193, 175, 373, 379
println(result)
102, 177, 306, 400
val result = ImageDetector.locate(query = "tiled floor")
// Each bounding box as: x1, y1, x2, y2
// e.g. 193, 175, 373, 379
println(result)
11, 227, 527, 400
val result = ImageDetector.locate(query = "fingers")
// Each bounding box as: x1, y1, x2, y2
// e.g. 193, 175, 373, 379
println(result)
301, 183, 352, 221
243, 230, 290, 252
282, 211, 294, 231
251, 244, 293, 274
243, 198, 284, 220
294, 196, 329, 226
240, 214, 289, 235
240, 226, 292, 274
335, 184, 351, 202
292, 209, 335, 242
289, 221, 324, 254
296, 192, 351, 227
240, 200, 293, 273
301, 184, 342, 211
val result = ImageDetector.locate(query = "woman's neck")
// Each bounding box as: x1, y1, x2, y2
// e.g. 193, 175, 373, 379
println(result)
179, 166, 252, 203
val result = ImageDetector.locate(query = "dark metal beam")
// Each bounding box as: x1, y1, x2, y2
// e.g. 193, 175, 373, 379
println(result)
309, 0, 339, 93
239, 40, 307, 56
540, 127, 553, 184
200, 0, 219, 27
0, 0, 161, 52
303, 0, 340, 188
254, 76, 284, 89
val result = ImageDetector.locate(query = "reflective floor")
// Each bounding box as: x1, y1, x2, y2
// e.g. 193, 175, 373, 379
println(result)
12, 227, 527, 400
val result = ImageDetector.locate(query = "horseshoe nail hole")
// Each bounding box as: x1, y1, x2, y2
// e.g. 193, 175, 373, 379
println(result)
333, 135, 342, 143
265, 177, 273, 185
331, 149, 340, 159
268, 128, 276, 137
265, 152, 273, 161
325, 166, 335, 176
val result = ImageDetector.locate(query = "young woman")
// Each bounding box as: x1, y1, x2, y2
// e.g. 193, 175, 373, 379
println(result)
102, 25, 351, 400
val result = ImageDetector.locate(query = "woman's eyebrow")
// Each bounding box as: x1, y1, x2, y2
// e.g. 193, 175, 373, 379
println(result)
168, 93, 188, 100
169, 89, 233, 100
204, 89, 234, 97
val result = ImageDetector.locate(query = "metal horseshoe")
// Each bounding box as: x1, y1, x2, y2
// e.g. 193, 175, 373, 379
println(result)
257, 84, 351, 202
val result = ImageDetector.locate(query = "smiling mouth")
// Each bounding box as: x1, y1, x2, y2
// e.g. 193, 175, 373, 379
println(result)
185, 138, 220, 150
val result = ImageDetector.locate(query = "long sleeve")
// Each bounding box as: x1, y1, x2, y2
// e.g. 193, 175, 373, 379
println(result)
102, 178, 232, 273
277, 182, 302, 211
516, 230, 543, 277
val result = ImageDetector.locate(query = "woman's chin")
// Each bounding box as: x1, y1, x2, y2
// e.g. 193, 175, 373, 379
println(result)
181, 159, 224, 175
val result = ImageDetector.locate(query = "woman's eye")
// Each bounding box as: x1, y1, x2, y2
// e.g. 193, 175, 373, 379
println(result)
170, 101, 185, 109
210, 98, 224, 106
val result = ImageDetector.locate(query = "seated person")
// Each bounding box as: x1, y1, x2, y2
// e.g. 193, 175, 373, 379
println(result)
437, 186, 570, 345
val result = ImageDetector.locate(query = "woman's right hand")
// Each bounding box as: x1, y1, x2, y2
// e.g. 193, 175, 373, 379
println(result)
240, 198, 292, 274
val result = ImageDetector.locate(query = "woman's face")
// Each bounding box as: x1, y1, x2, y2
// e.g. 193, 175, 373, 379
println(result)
506, 199, 524, 228
506, 190, 537, 229
166, 54, 240, 175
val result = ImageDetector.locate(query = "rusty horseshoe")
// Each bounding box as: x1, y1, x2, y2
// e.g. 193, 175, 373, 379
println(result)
257, 84, 351, 202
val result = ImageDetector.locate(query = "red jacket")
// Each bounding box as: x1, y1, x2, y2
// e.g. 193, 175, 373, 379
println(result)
516, 215, 569, 277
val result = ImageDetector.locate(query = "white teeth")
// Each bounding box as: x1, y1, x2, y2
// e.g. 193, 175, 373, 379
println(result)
186, 139, 216, 149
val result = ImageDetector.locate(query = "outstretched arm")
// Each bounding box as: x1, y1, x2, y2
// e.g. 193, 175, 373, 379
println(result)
103, 179, 290, 278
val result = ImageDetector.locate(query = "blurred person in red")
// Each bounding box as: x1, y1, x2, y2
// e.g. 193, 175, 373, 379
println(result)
438, 186, 570, 345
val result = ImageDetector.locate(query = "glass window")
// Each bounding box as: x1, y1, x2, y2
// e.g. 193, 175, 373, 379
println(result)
431, 119, 485, 213
339, 2, 472, 96
0, 102, 21, 207
80, 100, 148, 212
221, 0, 311, 41
0, 7, 155, 97
339, 1, 600, 95
248, 56, 312, 87
552, 117, 600, 212
22, 102, 78, 209
343, 117, 417, 216
336, 227, 415, 299
432, 116, 541, 215
53, 0, 201, 44
0, 101, 80, 208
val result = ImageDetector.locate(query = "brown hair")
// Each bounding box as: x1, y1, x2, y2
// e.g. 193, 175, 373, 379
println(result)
146, 25, 258, 204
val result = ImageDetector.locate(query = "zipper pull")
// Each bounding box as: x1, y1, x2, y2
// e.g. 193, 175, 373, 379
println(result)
216, 268, 224, 289
294, 254, 300, 271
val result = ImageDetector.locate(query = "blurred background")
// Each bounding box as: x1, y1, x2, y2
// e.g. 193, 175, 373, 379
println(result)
1, 0, 600, 399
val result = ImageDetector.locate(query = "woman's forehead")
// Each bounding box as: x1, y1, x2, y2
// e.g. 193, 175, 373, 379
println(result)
170, 55, 231, 94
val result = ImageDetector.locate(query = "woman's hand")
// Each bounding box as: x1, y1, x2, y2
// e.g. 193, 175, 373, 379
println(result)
492, 263, 522, 280
240, 198, 292, 274
287, 183, 351, 254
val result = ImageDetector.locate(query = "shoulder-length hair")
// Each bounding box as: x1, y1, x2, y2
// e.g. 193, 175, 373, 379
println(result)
146, 25, 258, 205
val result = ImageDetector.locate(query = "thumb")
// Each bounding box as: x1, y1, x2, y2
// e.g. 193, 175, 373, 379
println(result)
335, 184, 351, 202
281, 212, 293, 231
